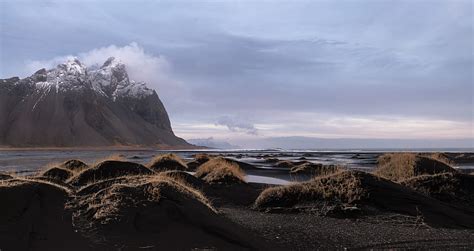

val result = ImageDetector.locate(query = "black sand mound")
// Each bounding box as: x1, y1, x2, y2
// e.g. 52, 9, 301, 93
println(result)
269, 160, 310, 169
29, 176, 75, 191
444, 152, 474, 164
68, 160, 153, 187
274, 160, 295, 168
41, 167, 73, 182
60, 159, 89, 172
203, 182, 268, 207
0, 179, 88, 250
68, 176, 267, 249
220, 157, 257, 171
401, 172, 474, 207
255, 170, 474, 228
193, 158, 268, 206
147, 153, 188, 172
0, 172, 13, 180
187, 153, 212, 170
76, 176, 150, 196
195, 157, 246, 185
290, 162, 341, 176
264, 157, 280, 164
160, 170, 204, 188
375, 153, 456, 182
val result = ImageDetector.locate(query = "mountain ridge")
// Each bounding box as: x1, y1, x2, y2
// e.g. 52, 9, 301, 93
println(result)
0, 57, 192, 148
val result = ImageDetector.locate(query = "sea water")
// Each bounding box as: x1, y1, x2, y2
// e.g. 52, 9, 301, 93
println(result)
0, 149, 472, 176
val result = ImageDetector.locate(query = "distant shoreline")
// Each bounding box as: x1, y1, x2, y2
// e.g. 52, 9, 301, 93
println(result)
0, 147, 472, 152
0, 145, 206, 151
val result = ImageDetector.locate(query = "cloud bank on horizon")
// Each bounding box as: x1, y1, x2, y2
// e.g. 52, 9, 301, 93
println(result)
1, 0, 472, 147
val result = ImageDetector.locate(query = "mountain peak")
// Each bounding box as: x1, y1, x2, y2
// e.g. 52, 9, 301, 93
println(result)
0, 57, 190, 148
57, 58, 86, 76
102, 57, 121, 68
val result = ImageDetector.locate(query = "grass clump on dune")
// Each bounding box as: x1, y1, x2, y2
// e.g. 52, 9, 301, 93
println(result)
187, 153, 213, 170
374, 153, 456, 182
67, 175, 261, 249
41, 166, 74, 182
193, 153, 213, 162
148, 153, 188, 172
1, 160, 264, 249
401, 172, 474, 206
253, 170, 474, 228
68, 160, 153, 187
425, 152, 453, 165
255, 170, 368, 209
290, 162, 342, 177
89, 154, 126, 167
159, 170, 204, 189
195, 157, 246, 185
60, 159, 89, 172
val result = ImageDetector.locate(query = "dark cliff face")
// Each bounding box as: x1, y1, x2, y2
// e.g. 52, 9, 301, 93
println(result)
0, 58, 190, 148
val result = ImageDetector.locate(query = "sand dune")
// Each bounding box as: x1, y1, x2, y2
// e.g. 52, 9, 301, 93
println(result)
1, 152, 474, 249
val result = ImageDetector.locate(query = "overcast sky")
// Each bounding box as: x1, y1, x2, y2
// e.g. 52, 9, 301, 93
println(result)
1, 0, 472, 145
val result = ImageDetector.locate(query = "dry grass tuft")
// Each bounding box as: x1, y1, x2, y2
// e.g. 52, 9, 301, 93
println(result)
253, 170, 474, 228
193, 153, 213, 162
90, 154, 126, 167
195, 157, 246, 184
158, 170, 204, 189
187, 153, 213, 170
60, 159, 89, 172
425, 152, 453, 166
75, 175, 150, 196
290, 162, 342, 177
147, 153, 188, 172
374, 153, 456, 182
0, 177, 73, 194
254, 170, 368, 209
0, 165, 266, 249
68, 160, 153, 187
66, 175, 222, 247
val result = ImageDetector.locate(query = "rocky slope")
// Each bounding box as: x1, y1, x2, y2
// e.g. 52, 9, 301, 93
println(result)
0, 57, 190, 148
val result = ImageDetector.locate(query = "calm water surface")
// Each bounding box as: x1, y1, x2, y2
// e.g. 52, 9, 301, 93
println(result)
0, 149, 472, 176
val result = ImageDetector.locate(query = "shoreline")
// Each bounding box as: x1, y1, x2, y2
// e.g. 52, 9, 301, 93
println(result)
1, 150, 473, 175
0, 145, 206, 151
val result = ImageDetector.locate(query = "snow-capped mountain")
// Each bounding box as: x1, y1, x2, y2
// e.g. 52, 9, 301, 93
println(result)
31, 57, 154, 101
0, 57, 190, 147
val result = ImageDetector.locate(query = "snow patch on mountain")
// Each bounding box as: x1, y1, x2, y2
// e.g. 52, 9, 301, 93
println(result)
24, 57, 154, 100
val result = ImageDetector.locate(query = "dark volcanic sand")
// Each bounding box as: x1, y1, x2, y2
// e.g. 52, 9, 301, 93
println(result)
1, 151, 474, 249
220, 206, 474, 250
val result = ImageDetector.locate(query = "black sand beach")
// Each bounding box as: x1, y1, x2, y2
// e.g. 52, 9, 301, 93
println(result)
1, 151, 474, 250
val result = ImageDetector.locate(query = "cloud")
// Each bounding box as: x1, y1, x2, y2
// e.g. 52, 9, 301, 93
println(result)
4, 1, 471, 145
215, 116, 258, 135
184, 112, 472, 141
81, 43, 172, 88
25, 43, 185, 97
